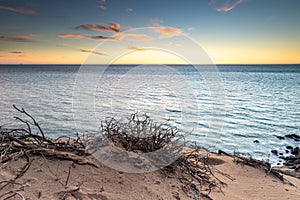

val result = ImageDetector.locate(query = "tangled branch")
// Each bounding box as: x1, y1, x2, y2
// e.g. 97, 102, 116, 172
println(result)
0, 105, 97, 193
101, 114, 225, 200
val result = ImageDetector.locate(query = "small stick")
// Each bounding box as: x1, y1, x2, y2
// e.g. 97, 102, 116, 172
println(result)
65, 166, 71, 186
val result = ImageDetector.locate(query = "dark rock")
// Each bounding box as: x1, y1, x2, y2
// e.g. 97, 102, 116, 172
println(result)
295, 139, 300, 142
284, 160, 295, 166
276, 135, 285, 140
285, 156, 298, 161
291, 147, 300, 156
253, 140, 259, 143
285, 134, 300, 141
271, 150, 278, 155
279, 156, 285, 159
279, 153, 283, 156
286, 146, 293, 150
286, 150, 290, 153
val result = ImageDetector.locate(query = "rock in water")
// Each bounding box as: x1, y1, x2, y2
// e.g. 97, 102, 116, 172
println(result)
285, 134, 300, 141
271, 150, 278, 155
286, 146, 293, 150
291, 147, 300, 156
276, 135, 285, 140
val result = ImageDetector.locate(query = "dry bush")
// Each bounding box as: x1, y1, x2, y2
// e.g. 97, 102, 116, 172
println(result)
100, 114, 224, 200
100, 113, 183, 153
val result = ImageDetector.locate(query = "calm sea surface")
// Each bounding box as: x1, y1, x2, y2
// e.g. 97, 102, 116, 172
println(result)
0, 64, 299, 163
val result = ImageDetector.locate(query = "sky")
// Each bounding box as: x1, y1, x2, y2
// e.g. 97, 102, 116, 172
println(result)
0, 0, 300, 64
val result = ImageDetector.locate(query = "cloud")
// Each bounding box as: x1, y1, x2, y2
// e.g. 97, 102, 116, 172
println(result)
126, 8, 133, 12
89, 35, 119, 41
75, 23, 121, 33
10, 51, 25, 57
60, 22, 152, 43
97, 0, 106, 3
59, 33, 118, 41
14, 34, 38, 39
80, 49, 108, 56
211, 0, 246, 12
0, 34, 39, 42
99, 5, 106, 10
154, 26, 182, 38
128, 46, 146, 51
0, 5, 35, 14
118, 33, 153, 42
10, 51, 23, 54
57, 44, 108, 56
59, 33, 86, 39
150, 17, 182, 38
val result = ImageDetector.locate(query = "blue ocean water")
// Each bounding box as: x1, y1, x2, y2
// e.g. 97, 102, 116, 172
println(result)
0, 64, 299, 163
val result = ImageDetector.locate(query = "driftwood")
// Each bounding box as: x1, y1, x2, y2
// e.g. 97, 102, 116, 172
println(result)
0, 105, 98, 195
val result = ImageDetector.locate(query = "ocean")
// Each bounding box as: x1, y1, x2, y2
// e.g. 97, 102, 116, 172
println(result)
0, 64, 299, 164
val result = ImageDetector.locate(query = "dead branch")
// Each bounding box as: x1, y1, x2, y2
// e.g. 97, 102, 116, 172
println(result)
233, 152, 296, 187
30, 149, 98, 168
13, 104, 45, 140
0, 105, 98, 193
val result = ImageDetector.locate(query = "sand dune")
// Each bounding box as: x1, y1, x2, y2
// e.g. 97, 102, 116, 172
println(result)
1, 152, 299, 200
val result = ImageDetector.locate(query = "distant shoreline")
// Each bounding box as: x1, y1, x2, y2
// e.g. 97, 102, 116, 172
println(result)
0, 63, 300, 66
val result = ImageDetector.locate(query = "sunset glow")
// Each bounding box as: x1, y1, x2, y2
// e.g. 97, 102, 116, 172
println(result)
0, 0, 299, 64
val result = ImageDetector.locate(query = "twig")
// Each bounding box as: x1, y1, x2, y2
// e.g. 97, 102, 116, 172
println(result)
65, 166, 72, 186
13, 104, 45, 139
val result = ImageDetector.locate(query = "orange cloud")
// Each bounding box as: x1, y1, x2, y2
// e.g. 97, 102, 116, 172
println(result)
75, 23, 121, 33
15, 34, 39, 39
128, 46, 146, 51
59, 33, 86, 39
150, 17, 182, 38
117, 33, 153, 42
0, 5, 35, 14
0, 34, 39, 42
154, 26, 182, 38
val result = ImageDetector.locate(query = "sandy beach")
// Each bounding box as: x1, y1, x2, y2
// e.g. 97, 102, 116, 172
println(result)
1, 150, 299, 200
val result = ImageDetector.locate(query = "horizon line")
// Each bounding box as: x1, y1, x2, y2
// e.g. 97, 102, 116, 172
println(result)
0, 63, 300, 66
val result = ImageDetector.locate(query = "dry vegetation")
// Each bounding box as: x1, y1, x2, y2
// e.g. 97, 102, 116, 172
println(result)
1, 105, 292, 200
99, 114, 226, 199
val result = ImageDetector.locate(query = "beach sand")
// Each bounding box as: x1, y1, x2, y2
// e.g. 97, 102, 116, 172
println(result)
1, 152, 299, 200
